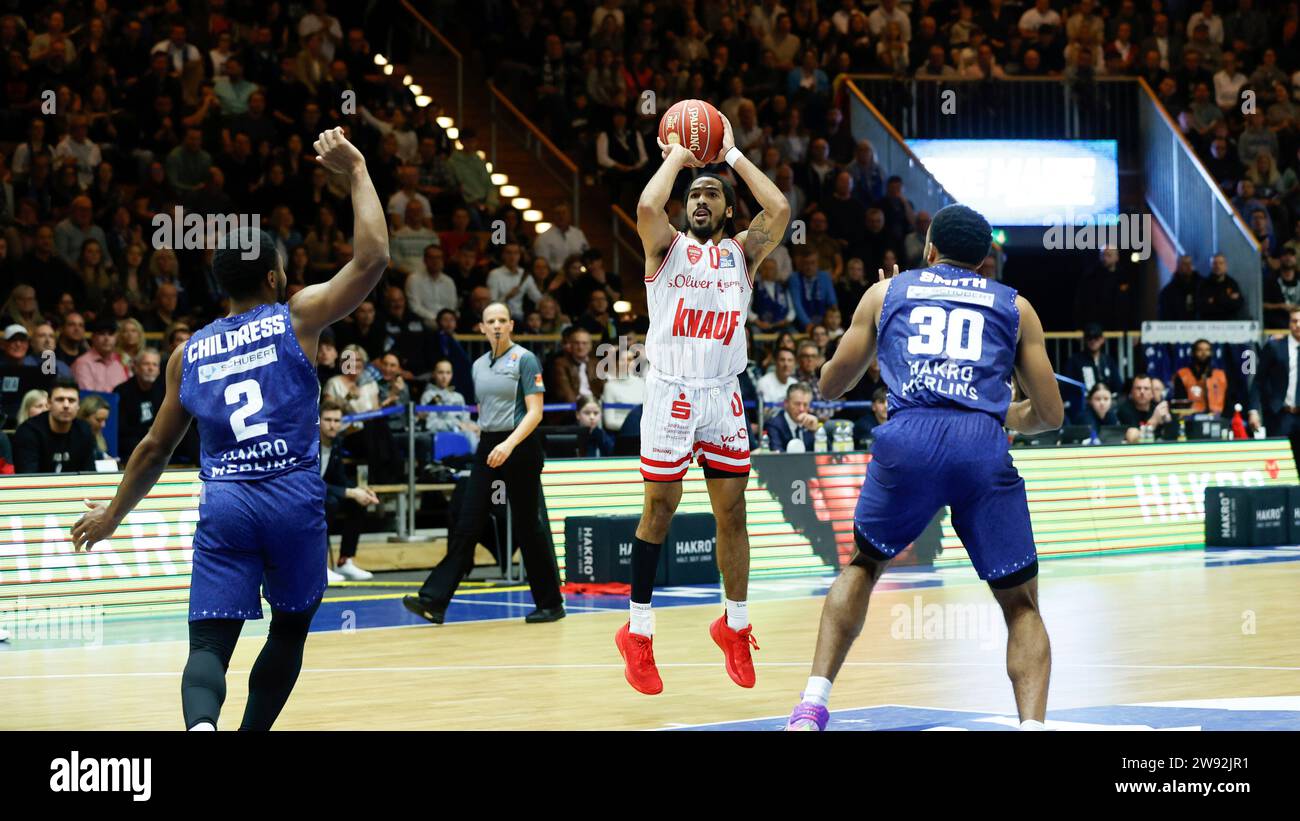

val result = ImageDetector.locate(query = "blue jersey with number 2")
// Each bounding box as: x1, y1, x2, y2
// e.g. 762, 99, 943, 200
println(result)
876, 264, 1020, 422
179, 302, 321, 481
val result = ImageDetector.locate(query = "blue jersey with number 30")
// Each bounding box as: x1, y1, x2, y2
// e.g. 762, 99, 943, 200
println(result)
179, 302, 321, 481
876, 264, 1020, 422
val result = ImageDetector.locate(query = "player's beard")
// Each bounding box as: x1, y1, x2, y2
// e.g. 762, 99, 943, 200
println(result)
687, 208, 724, 242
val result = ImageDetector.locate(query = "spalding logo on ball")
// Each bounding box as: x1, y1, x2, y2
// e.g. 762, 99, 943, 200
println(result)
658, 99, 725, 164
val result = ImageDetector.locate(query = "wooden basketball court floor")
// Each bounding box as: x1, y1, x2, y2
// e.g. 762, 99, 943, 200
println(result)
3, 548, 1299, 730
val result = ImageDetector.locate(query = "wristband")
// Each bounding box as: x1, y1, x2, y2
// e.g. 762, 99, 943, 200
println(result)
724, 146, 744, 167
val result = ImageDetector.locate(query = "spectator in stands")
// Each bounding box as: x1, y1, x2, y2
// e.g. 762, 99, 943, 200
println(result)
1198, 253, 1244, 319
3, 286, 41, 337
53, 313, 87, 368
161, 324, 191, 371
600, 345, 645, 434
114, 348, 163, 463
165, 128, 212, 193
765, 382, 820, 452
2, 324, 38, 368
457, 286, 493, 334
71, 318, 129, 393
596, 108, 648, 207
572, 251, 622, 310
1173, 338, 1228, 415
12, 379, 95, 473
751, 258, 796, 332
405, 245, 457, 328
16, 389, 48, 428
28, 323, 71, 379
576, 395, 615, 456
326, 343, 380, 416
448, 129, 498, 226
1119, 373, 1174, 442
487, 242, 543, 321
574, 288, 620, 345
420, 359, 479, 447
376, 351, 410, 434
789, 247, 837, 331
319, 398, 378, 584
77, 396, 113, 465
18, 225, 82, 310
549, 326, 604, 406
533, 203, 590, 271
336, 300, 387, 359
53, 116, 101, 190
852, 386, 889, 449
1062, 323, 1121, 414
1264, 250, 1300, 329
1076, 381, 1120, 432
378, 286, 428, 376
140, 283, 181, 335
536, 295, 571, 334
1249, 307, 1300, 436
1158, 255, 1203, 320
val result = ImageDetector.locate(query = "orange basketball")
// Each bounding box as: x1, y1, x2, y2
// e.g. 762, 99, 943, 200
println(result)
658, 99, 726, 165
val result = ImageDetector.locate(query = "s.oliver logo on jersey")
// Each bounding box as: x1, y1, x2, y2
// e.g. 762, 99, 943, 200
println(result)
671, 298, 742, 345
670, 394, 692, 419
686, 245, 703, 265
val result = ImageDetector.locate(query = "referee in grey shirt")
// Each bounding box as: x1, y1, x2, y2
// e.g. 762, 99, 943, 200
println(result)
404, 303, 565, 623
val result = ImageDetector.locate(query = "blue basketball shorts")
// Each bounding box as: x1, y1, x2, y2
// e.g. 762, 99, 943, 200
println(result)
852, 407, 1038, 586
189, 467, 328, 621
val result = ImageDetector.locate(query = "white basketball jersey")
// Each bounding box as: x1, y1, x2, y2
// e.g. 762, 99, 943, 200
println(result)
644, 232, 753, 381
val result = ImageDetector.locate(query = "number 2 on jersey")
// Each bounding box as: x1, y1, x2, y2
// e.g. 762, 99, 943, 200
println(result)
226, 379, 268, 441
906, 306, 985, 360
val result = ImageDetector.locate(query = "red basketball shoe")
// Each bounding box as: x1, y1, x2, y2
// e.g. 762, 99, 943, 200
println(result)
710, 615, 759, 688
615, 622, 664, 695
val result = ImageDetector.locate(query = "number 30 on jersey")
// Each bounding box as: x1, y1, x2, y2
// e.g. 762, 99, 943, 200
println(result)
906, 306, 985, 360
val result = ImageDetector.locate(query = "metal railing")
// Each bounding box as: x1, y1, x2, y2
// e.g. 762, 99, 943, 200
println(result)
486, 81, 581, 224
842, 74, 1141, 161
1136, 78, 1262, 323
843, 78, 955, 218
399, 0, 462, 126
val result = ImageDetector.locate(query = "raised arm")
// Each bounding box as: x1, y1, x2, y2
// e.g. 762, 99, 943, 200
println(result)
71, 352, 194, 551
1005, 295, 1066, 434
289, 128, 390, 342
821, 278, 889, 400
725, 115, 790, 270
637, 141, 698, 267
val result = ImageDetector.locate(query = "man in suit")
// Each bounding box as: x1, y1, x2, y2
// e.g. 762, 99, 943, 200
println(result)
1249, 308, 1300, 440
320, 398, 379, 583
764, 383, 820, 452
1061, 323, 1121, 420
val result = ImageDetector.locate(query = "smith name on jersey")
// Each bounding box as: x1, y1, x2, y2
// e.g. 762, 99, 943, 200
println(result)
179, 302, 321, 480
645, 233, 753, 380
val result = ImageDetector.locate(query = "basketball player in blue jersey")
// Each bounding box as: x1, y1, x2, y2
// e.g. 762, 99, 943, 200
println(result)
785, 204, 1064, 731
70, 128, 389, 730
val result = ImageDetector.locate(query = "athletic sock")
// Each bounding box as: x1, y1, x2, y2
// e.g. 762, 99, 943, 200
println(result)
630, 537, 662, 604
1019, 719, 1046, 731
629, 601, 654, 637
725, 598, 748, 631
189, 721, 216, 731
802, 676, 833, 707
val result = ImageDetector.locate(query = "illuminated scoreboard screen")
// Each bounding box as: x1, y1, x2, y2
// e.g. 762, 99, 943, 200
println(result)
1, 440, 1295, 614
906, 139, 1119, 226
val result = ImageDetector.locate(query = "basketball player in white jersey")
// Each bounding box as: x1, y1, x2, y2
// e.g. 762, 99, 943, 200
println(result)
615, 114, 790, 695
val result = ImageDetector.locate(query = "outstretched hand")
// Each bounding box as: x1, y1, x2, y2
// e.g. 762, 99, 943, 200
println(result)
879, 263, 900, 280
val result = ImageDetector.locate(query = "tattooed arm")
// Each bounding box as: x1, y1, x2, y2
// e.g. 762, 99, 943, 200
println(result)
721, 115, 791, 270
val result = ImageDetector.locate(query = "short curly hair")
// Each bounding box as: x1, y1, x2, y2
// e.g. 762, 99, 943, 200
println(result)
928, 204, 992, 267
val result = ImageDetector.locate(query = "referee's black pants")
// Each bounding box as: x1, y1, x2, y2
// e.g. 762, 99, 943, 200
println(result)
418, 431, 563, 611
